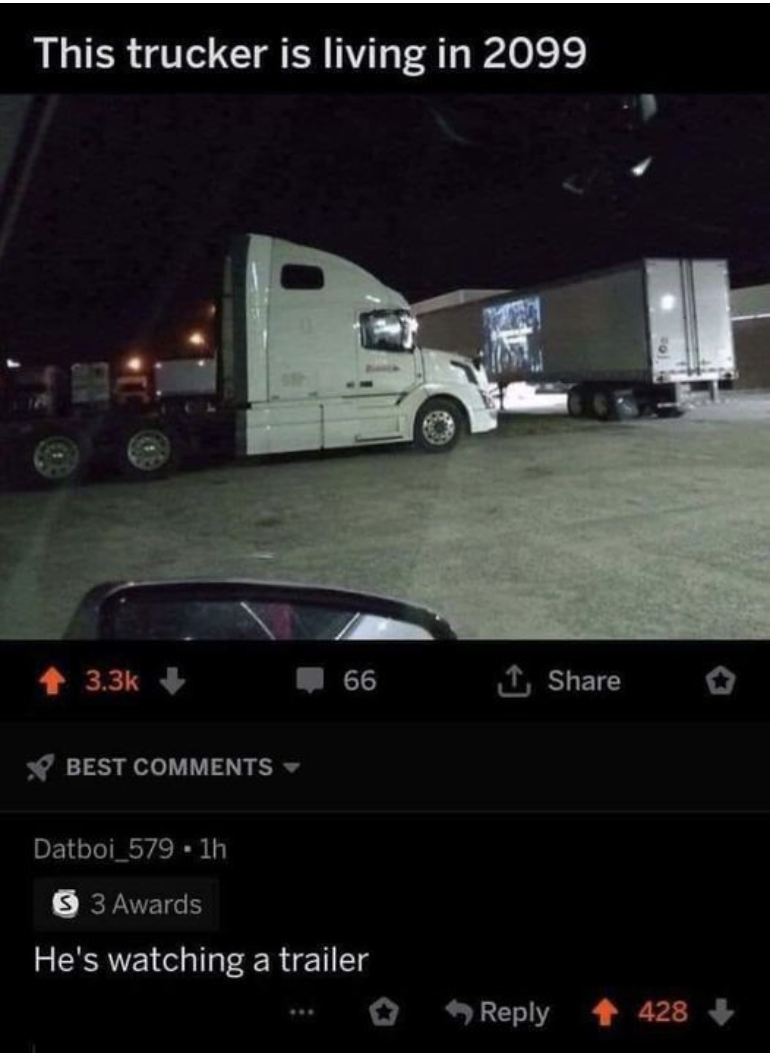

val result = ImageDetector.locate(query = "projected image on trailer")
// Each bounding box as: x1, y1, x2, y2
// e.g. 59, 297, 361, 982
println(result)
483, 296, 544, 381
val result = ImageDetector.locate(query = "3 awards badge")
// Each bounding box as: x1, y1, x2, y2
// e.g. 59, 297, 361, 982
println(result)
52, 888, 80, 920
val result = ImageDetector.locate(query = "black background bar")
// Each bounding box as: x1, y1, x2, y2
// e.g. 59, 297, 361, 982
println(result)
3, 641, 766, 721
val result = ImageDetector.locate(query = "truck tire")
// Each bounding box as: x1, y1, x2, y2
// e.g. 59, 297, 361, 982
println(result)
414, 398, 463, 452
588, 387, 619, 422
616, 394, 639, 420
566, 386, 587, 418
20, 427, 92, 487
118, 423, 182, 480
655, 406, 686, 419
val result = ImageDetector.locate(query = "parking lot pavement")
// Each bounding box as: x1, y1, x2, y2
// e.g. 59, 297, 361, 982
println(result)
0, 393, 768, 639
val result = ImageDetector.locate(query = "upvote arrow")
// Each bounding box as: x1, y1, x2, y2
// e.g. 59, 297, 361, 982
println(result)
39, 666, 66, 697
592, 997, 619, 1028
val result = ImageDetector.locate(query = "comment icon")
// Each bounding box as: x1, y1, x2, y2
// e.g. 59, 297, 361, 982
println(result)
295, 666, 325, 695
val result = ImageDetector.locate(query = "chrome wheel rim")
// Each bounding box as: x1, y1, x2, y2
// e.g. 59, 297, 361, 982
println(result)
126, 429, 171, 472
422, 409, 456, 447
33, 436, 80, 480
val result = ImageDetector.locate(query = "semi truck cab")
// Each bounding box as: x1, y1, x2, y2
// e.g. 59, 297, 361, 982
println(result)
221, 235, 497, 455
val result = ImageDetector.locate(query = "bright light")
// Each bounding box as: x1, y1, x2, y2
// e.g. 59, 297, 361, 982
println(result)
6, 358, 21, 369
126, 355, 144, 373
660, 294, 677, 311
630, 156, 653, 178
187, 330, 207, 348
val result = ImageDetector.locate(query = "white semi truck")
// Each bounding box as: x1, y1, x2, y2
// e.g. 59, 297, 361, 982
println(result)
0, 236, 497, 486
415, 259, 738, 420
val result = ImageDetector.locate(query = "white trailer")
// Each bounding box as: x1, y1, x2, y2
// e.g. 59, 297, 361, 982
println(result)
1, 235, 497, 486
417, 259, 737, 420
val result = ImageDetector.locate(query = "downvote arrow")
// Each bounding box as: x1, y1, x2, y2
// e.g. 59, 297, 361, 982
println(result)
159, 667, 186, 696
708, 998, 735, 1027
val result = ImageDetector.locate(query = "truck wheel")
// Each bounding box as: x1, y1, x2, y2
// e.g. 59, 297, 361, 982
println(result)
616, 394, 639, 420
588, 387, 618, 422
21, 428, 91, 487
566, 386, 587, 418
119, 424, 181, 480
655, 406, 686, 419
414, 399, 463, 452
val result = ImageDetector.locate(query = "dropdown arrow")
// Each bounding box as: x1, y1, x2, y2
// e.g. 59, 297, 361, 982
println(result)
282, 761, 301, 774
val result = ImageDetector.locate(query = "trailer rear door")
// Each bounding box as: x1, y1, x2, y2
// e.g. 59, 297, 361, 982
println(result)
646, 259, 734, 380
646, 260, 692, 378
690, 260, 735, 377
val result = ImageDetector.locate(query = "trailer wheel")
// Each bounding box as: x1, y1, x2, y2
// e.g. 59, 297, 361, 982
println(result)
566, 386, 587, 418
20, 427, 91, 487
414, 399, 463, 452
616, 394, 639, 420
588, 387, 619, 422
118, 424, 181, 480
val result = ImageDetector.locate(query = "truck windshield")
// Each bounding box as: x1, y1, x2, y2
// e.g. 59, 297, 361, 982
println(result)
360, 309, 416, 353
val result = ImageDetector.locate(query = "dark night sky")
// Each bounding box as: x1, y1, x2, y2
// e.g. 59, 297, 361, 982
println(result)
0, 93, 768, 363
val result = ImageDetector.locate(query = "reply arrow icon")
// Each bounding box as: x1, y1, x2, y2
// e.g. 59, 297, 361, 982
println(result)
445, 999, 474, 1026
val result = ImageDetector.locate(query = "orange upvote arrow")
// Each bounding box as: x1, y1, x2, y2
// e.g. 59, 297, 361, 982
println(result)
592, 997, 620, 1028
39, 666, 66, 697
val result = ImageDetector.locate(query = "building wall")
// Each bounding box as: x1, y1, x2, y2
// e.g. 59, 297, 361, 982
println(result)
733, 318, 770, 388
730, 284, 769, 390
